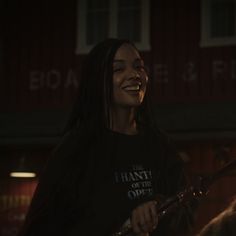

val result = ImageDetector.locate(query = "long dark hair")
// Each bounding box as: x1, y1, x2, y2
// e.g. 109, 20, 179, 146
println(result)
66, 38, 156, 134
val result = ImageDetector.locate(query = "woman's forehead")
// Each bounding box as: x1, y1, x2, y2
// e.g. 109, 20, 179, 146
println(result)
114, 43, 141, 60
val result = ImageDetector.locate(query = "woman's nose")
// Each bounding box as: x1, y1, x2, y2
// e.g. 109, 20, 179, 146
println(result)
128, 70, 140, 80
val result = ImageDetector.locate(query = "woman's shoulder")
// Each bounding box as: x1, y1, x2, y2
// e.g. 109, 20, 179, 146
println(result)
53, 127, 91, 156
39, 128, 93, 183
43, 128, 90, 172
145, 125, 183, 164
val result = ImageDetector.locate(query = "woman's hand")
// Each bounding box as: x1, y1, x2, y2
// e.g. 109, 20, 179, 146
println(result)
131, 200, 158, 235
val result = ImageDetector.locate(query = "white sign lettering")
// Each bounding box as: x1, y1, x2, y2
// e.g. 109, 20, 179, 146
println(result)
182, 62, 197, 81
212, 60, 226, 80
153, 64, 169, 83
232, 60, 236, 80
29, 69, 78, 91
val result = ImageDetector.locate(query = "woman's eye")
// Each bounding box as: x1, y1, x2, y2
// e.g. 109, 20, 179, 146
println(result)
113, 67, 124, 73
136, 65, 145, 71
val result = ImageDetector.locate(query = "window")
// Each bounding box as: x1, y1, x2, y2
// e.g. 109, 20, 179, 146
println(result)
201, 0, 236, 47
76, 0, 150, 54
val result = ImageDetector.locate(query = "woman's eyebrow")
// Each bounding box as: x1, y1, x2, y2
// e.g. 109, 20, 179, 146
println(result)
113, 59, 125, 63
134, 58, 144, 63
113, 58, 143, 63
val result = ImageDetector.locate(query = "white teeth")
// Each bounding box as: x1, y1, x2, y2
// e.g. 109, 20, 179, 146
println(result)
123, 85, 140, 91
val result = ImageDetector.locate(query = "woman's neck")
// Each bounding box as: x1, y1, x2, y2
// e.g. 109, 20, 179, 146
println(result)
109, 107, 138, 135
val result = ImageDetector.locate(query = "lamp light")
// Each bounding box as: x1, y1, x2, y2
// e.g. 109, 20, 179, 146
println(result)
10, 156, 36, 178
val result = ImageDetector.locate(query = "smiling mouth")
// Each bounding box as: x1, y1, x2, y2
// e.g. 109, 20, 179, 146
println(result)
122, 82, 142, 92
123, 84, 141, 92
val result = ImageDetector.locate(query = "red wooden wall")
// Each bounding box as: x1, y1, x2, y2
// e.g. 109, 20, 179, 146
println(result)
0, 180, 37, 236
2, 1, 79, 111
149, 0, 236, 103
2, 0, 236, 111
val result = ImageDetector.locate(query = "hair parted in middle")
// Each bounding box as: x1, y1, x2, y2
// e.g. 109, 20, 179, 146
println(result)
67, 38, 154, 134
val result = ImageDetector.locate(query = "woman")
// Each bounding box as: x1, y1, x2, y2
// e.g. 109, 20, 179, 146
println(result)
19, 38, 195, 236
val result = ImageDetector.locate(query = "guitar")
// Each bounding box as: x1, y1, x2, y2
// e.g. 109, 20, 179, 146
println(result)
112, 159, 236, 236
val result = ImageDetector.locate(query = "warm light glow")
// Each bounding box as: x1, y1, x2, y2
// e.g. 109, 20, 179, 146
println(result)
10, 172, 36, 178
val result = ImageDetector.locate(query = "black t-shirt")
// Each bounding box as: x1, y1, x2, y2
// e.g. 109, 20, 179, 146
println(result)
87, 128, 191, 236
19, 127, 194, 236
107, 128, 161, 203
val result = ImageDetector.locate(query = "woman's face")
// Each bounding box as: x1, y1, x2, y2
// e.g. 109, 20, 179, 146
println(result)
112, 43, 148, 108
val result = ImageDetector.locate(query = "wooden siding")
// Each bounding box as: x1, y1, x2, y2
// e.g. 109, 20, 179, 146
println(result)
2, 0, 236, 111
149, 0, 236, 103
3, 0, 79, 111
